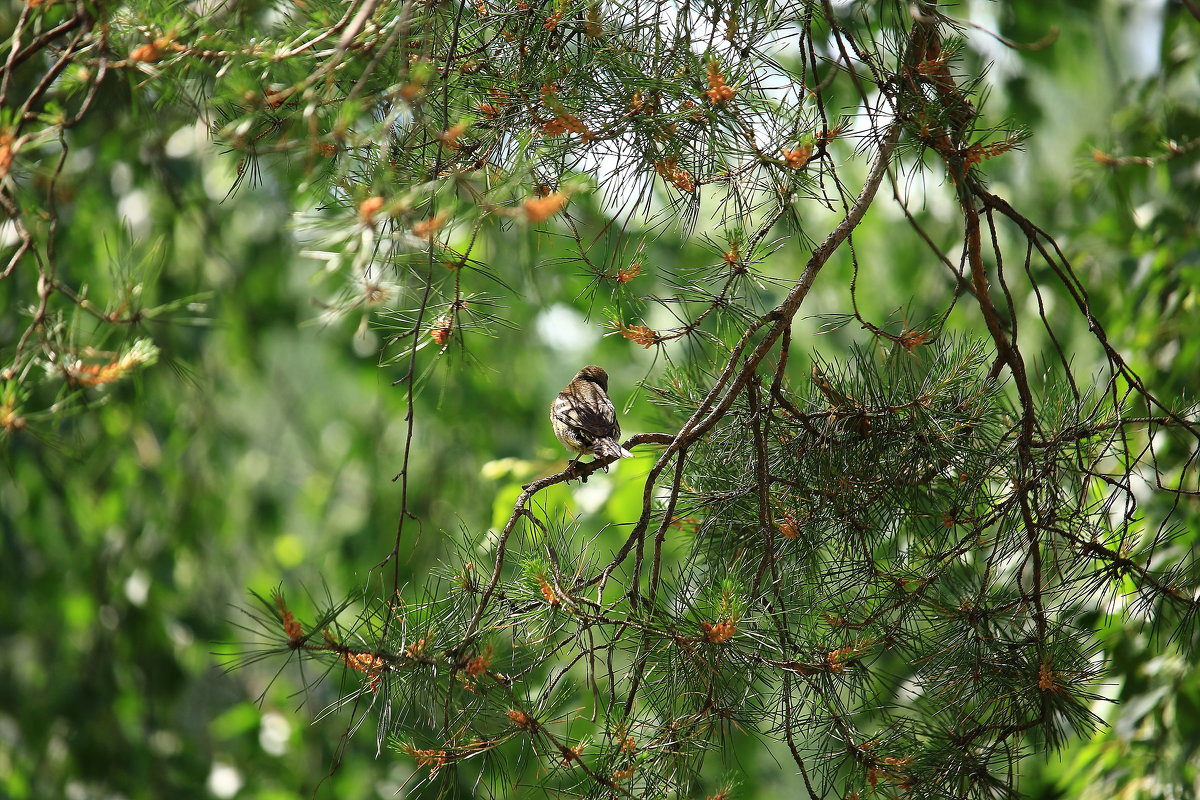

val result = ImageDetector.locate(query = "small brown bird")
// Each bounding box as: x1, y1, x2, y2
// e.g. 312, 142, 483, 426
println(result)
550, 365, 633, 471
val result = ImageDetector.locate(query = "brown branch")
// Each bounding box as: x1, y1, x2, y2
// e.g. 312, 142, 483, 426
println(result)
457, 432, 675, 648
7, 8, 88, 74
978, 189, 1200, 442
583, 117, 903, 605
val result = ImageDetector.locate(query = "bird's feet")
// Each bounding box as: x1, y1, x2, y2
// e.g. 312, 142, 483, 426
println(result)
564, 458, 589, 483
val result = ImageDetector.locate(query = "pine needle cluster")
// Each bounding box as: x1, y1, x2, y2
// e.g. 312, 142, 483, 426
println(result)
249, 335, 1198, 798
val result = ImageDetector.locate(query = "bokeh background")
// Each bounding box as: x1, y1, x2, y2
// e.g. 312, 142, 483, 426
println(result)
2, 1, 1198, 797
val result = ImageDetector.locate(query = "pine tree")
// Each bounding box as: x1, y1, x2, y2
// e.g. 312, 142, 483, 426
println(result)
4, 1, 1199, 798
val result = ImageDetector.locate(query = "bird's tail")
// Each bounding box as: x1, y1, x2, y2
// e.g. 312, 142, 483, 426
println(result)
594, 438, 634, 460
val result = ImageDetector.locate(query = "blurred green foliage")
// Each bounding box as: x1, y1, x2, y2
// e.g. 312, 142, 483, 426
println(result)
2, 0, 1198, 798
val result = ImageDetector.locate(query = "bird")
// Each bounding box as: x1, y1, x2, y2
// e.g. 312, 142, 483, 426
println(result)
550, 365, 633, 474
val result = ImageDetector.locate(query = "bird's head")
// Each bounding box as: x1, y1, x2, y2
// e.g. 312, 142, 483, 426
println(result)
574, 365, 609, 391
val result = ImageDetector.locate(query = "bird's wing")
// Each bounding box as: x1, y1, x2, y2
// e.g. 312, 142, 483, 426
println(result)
552, 389, 618, 441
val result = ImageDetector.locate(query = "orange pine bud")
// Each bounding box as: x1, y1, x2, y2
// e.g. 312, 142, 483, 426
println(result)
615, 262, 642, 283
129, 37, 172, 63
507, 709, 534, 729
358, 196, 385, 223
619, 323, 659, 349
701, 620, 737, 642
429, 316, 453, 346
523, 192, 568, 222
782, 144, 812, 169
412, 211, 448, 239
777, 512, 800, 539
